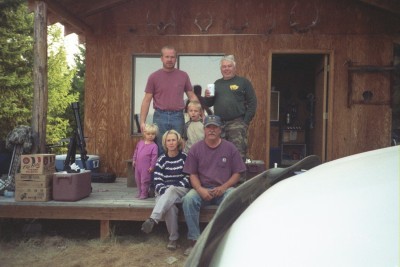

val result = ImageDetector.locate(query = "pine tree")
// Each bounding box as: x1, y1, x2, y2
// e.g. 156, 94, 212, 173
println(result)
0, 1, 81, 154
0, 0, 34, 143
0, 0, 33, 90
71, 45, 86, 125
46, 24, 79, 152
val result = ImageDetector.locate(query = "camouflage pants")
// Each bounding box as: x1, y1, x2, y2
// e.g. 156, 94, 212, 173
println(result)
221, 117, 248, 161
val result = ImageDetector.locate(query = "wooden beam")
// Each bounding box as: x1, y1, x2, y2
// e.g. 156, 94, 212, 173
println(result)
42, 0, 93, 34
0, 205, 216, 222
32, 1, 48, 153
81, 0, 130, 17
100, 220, 110, 240
358, 0, 400, 16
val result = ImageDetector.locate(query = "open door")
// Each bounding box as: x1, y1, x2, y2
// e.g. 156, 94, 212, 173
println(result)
311, 55, 329, 162
269, 52, 330, 167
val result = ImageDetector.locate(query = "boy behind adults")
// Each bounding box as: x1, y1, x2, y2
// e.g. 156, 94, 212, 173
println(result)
183, 101, 204, 154
182, 115, 246, 256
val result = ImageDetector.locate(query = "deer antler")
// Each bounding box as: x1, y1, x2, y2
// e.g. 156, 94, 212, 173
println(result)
289, 2, 319, 34
264, 15, 276, 35
226, 19, 249, 34
147, 11, 176, 35
194, 12, 213, 33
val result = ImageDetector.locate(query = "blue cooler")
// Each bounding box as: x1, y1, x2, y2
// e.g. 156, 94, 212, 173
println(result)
55, 154, 100, 172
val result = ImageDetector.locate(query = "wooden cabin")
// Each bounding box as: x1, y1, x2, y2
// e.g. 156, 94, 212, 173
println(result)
28, 0, 400, 176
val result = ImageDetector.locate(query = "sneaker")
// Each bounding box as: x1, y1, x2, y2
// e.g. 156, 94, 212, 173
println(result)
184, 246, 193, 256
141, 218, 155, 234
167, 240, 177, 250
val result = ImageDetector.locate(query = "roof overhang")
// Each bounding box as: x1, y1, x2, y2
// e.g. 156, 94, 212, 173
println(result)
28, 0, 400, 37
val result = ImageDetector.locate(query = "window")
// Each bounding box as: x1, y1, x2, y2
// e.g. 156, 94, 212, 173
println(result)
131, 54, 223, 135
178, 55, 222, 88
131, 55, 160, 134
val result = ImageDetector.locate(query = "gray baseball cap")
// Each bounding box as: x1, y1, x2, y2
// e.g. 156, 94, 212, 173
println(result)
204, 115, 222, 127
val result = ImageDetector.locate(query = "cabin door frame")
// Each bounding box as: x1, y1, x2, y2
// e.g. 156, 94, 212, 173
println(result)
266, 50, 334, 166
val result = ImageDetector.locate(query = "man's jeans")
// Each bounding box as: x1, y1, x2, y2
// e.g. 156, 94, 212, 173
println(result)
153, 109, 184, 155
182, 187, 235, 240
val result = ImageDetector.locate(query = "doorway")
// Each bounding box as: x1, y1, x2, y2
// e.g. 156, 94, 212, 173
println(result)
269, 53, 330, 167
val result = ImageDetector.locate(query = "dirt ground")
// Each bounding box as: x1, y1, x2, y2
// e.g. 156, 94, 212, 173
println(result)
0, 219, 195, 267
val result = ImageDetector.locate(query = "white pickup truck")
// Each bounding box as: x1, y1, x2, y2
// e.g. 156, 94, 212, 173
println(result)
185, 146, 399, 267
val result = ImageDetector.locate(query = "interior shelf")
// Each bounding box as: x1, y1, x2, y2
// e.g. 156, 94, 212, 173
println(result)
281, 143, 306, 166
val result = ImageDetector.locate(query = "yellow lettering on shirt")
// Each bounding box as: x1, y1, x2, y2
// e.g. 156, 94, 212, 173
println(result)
230, 84, 239, 90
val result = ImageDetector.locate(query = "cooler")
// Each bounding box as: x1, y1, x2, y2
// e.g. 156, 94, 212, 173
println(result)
52, 170, 92, 201
55, 154, 100, 172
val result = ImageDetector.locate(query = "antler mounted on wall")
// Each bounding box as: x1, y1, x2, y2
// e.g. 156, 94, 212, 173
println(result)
264, 14, 276, 35
226, 18, 249, 34
194, 12, 213, 34
289, 2, 319, 34
146, 11, 176, 35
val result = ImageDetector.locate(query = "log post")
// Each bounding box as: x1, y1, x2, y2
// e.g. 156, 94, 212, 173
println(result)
32, 1, 48, 153
100, 220, 111, 240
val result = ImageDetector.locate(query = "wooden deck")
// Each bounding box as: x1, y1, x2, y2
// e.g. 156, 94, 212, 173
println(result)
0, 178, 217, 239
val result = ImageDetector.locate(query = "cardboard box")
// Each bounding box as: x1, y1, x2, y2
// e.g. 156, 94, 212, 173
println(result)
15, 173, 53, 188
15, 187, 51, 202
53, 170, 91, 201
16, 180, 51, 188
55, 154, 100, 172
20, 154, 55, 175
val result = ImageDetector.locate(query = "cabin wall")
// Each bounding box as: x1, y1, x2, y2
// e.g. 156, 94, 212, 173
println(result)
83, 0, 399, 176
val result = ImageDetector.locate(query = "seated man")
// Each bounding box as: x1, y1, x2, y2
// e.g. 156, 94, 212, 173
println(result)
182, 115, 246, 256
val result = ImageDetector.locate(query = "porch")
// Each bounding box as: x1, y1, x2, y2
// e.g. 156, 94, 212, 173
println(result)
0, 178, 217, 239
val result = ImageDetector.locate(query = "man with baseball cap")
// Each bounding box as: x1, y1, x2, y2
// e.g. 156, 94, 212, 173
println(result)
182, 115, 246, 256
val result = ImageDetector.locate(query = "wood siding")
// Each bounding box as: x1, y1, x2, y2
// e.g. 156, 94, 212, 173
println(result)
79, 0, 399, 176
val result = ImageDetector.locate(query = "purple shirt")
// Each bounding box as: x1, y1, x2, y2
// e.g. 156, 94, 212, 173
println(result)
132, 140, 158, 170
145, 68, 193, 111
183, 139, 246, 187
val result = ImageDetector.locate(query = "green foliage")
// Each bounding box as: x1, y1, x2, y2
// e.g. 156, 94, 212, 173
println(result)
0, 0, 34, 142
0, 1, 85, 154
0, 0, 33, 91
0, 88, 32, 135
73, 46, 86, 96
70, 45, 86, 127
46, 25, 79, 150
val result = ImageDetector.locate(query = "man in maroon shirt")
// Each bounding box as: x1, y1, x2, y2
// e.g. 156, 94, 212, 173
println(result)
140, 46, 198, 155
182, 115, 246, 256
